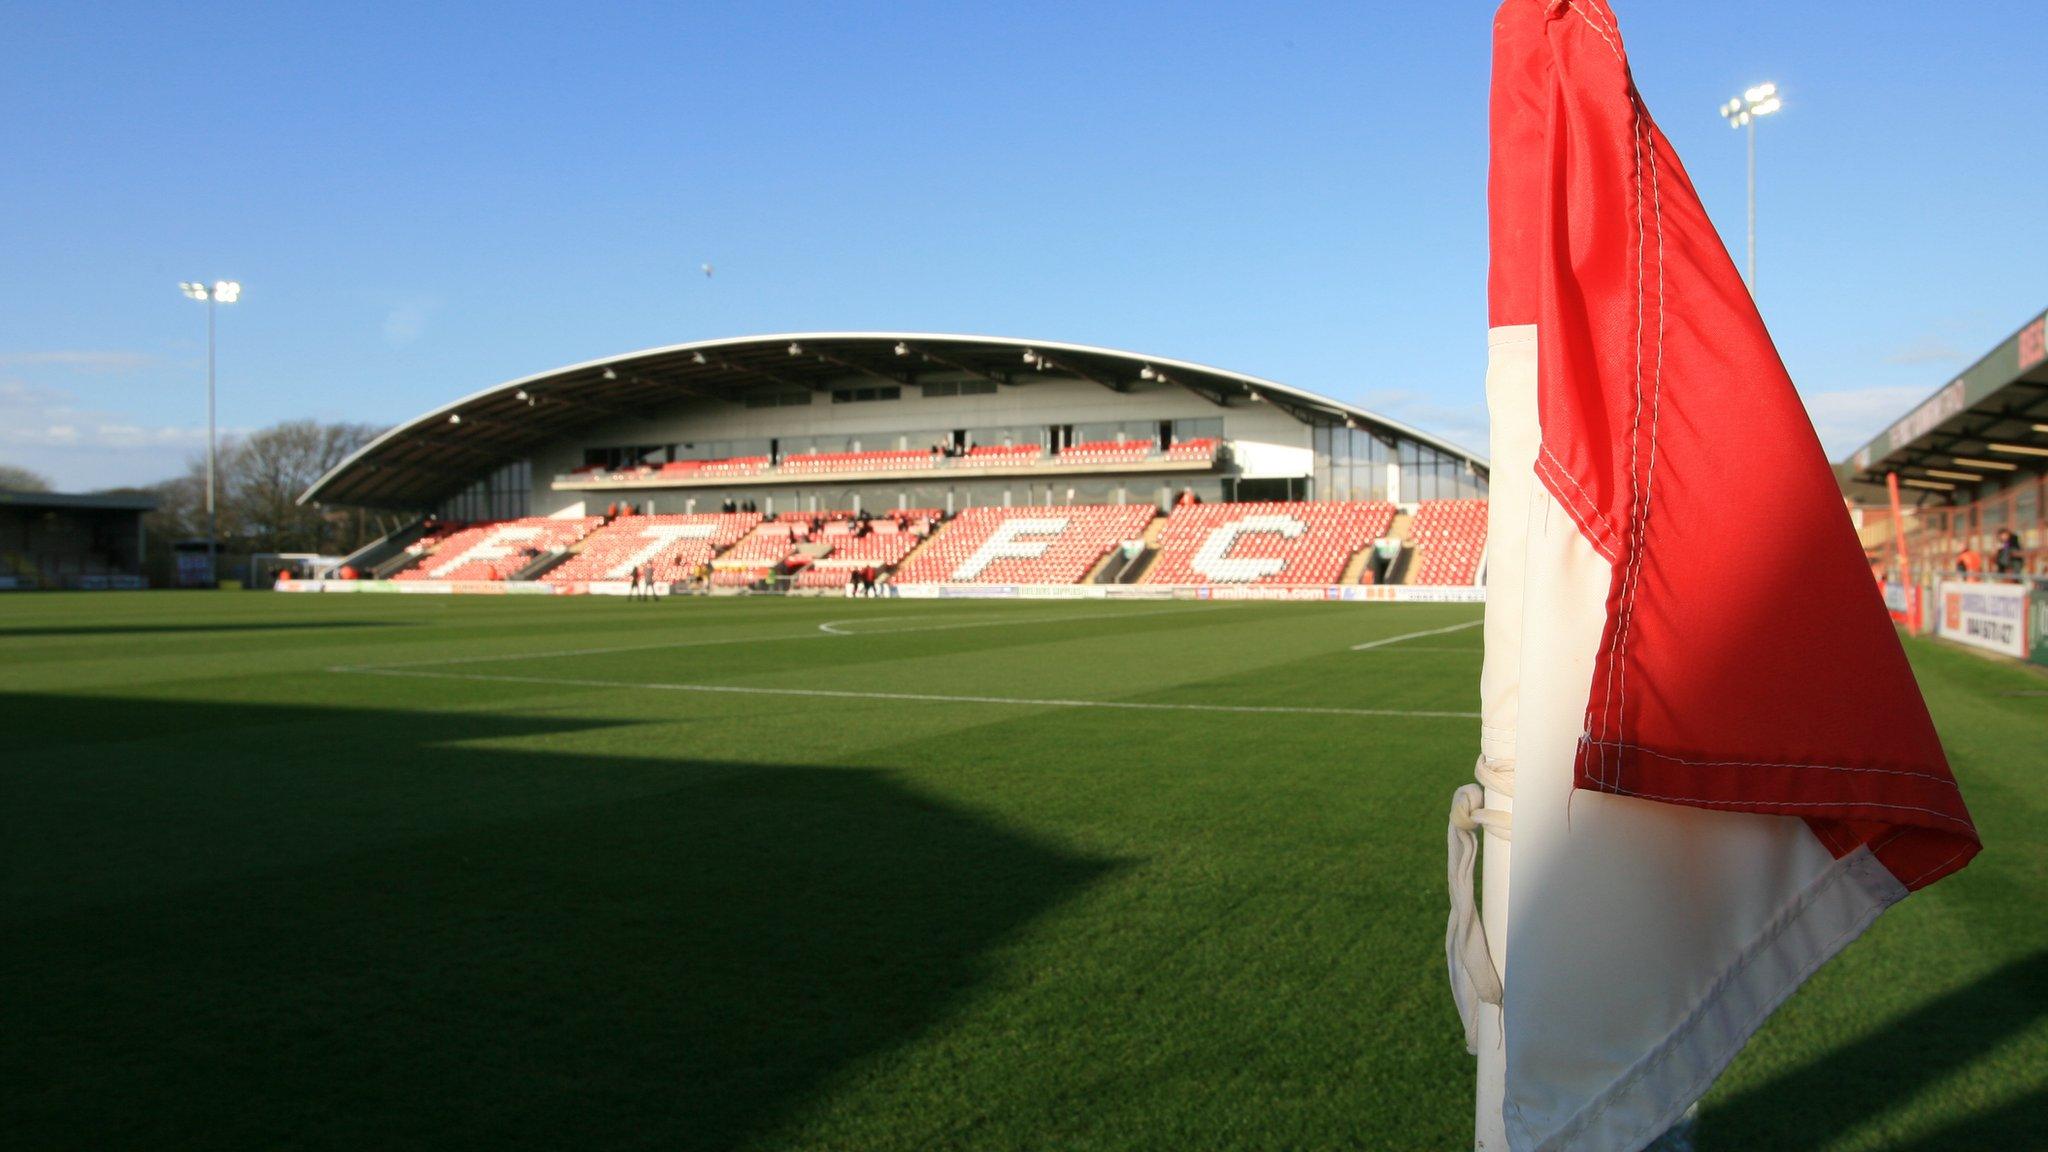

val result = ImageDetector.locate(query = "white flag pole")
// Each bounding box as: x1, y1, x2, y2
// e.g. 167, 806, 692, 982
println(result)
1456, 323, 1541, 1150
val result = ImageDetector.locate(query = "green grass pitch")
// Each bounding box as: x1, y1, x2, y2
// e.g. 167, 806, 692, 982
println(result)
3, 591, 2042, 1150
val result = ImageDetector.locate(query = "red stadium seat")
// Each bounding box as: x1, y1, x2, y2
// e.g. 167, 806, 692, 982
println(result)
542, 513, 760, 584
1405, 500, 1489, 585
963, 443, 1043, 463
776, 450, 936, 475
893, 505, 1156, 584
1145, 501, 1394, 585
393, 516, 601, 581
1055, 440, 1154, 465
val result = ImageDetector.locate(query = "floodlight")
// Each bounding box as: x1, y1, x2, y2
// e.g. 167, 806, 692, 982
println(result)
177, 276, 241, 584
1719, 83, 1781, 290
602, 367, 617, 380
691, 351, 708, 365
893, 342, 909, 356
787, 342, 803, 356
448, 413, 462, 425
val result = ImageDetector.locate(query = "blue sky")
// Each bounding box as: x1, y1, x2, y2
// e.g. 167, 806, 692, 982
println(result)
1, 0, 2041, 490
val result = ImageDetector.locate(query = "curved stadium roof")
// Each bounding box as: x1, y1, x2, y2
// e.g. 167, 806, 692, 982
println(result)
302, 332, 1488, 508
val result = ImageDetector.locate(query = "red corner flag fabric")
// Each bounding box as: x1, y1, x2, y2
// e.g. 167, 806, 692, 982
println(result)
1494, 0, 1978, 888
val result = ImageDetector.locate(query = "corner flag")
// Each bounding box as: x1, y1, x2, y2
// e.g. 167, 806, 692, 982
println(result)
1450, 2, 1980, 1148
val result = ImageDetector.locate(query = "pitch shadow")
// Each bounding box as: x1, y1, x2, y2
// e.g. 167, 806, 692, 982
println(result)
2, 694, 1116, 1150
1698, 950, 2047, 1149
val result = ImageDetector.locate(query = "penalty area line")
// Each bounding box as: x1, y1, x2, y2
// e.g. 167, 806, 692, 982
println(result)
333, 666, 1480, 720
1351, 618, 1484, 651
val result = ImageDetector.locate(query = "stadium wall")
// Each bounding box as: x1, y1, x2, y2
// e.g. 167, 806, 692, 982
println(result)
520, 379, 1312, 517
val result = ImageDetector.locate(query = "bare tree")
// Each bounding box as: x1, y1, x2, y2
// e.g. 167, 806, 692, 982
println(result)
0, 463, 52, 492
146, 420, 382, 555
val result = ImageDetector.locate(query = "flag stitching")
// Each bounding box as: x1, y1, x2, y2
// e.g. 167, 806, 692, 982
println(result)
1902, 846, 1973, 888
1561, 1, 1622, 62
1607, 106, 1647, 786
1563, 0, 1660, 792
1582, 740, 1964, 788
1602, 786, 1976, 831
1592, 9, 1647, 789
1615, 99, 1667, 789
1535, 448, 1621, 562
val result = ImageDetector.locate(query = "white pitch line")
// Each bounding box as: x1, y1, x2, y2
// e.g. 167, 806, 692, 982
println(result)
1350, 618, 1484, 651
331, 604, 1233, 672
338, 666, 1481, 719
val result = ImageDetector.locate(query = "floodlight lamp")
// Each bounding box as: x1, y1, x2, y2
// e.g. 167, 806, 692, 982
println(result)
1744, 82, 1776, 103
787, 342, 803, 356
1139, 365, 1156, 380
514, 390, 529, 401
602, 367, 617, 380
448, 413, 462, 425
1751, 96, 1782, 117
691, 351, 708, 365
1021, 349, 1038, 365
179, 281, 209, 300
893, 342, 909, 356
212, 280, 241, 303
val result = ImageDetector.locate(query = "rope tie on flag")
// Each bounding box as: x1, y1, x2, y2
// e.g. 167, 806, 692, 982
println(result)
1446, 756, 1513, 1052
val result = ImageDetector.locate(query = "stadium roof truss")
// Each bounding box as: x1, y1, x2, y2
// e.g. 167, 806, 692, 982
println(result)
1843, 307, 2048, 501
301, 333, 1488, 508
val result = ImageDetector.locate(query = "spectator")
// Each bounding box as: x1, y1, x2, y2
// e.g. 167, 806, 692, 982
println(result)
1994, 529, 2024, 576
